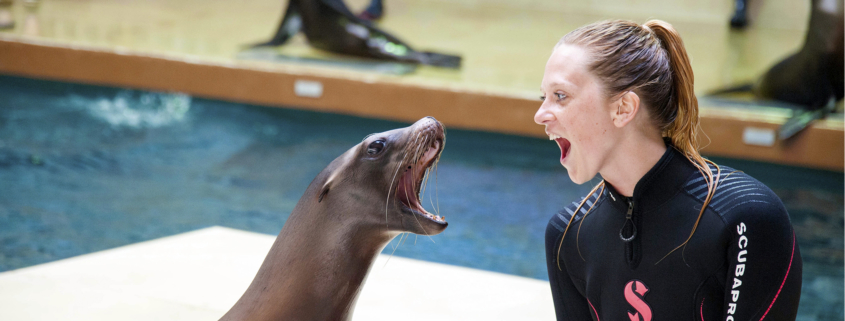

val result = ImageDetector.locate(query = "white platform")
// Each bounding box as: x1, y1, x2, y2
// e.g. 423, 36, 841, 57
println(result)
0, 226, 555, 320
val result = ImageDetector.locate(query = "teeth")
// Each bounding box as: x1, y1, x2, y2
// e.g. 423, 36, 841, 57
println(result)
549, 134, 562, 140
422, 212, 446, 222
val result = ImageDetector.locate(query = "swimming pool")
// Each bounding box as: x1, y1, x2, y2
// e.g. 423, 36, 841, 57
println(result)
0, 75, 841, 320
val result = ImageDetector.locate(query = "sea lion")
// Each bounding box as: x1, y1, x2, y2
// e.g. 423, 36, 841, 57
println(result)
715, 0, 843, 109
708, 0, 843, 137
253, 0, 461, 68
220, 116, 447, 321
753, 0, 843, 109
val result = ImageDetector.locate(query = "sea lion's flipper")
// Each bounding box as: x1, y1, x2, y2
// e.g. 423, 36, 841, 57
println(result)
730, 0, 749, 28
418, 51, 462, 69
253, 0, 303, 47
344, 14, 461, 69
359, 32, 462, 69
707, 83, 753, 96
779, 97, 837, 139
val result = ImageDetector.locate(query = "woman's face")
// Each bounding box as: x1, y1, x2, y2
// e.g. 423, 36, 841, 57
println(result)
535, 44, 619, 184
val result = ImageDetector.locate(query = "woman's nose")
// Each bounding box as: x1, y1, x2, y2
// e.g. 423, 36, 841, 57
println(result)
534, 102, 554, 125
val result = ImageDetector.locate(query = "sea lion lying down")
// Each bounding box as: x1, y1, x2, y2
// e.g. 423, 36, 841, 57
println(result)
255, 0, 462, 68
220, 117, 447, 321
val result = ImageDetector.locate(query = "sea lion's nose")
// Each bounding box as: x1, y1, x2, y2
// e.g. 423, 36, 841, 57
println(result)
414, 116, 440, 130
418, 116, 437, 125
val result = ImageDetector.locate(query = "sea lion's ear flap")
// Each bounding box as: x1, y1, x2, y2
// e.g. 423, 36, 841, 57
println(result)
318, 188, 329, 202
318, 170, 341, 203
318, 149, 353, 203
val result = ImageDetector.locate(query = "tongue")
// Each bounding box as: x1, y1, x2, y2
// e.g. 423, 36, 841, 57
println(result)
556, 138, 570, 160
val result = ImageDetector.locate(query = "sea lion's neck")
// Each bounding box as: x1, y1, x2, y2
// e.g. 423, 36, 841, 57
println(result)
221, 202, 395, 321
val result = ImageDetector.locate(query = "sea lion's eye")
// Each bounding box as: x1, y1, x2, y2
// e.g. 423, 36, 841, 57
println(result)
367, 140, 385, 155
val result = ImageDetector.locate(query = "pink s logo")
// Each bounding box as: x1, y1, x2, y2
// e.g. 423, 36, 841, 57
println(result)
624, 280, 652, 321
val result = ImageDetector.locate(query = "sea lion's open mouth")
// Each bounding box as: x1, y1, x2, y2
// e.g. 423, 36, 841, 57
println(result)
396, 136, 445, 225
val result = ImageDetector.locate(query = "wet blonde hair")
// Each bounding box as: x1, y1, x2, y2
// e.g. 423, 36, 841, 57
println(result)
555, 20, 721, 268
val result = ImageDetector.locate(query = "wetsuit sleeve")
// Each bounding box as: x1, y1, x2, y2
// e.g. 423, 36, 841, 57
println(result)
720, 190, 802, 320
545, 219, 594, 321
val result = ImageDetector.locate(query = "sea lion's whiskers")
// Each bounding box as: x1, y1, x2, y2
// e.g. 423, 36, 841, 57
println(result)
410, 132, 422, 157
437, 160, 442, 216
431, 161, 440, 216
384, 232, 408, 267
419, 134, 440, 217
421, 143, 434, 202
408, 133, 435, 243
433, 132, 444, 217
423, 166, 436, 216
388, 232, 398, 251
408, 189, 433, 240
399, 231, 409, 244
425, 168, 433, 202
386, 153, 407, 227
420, 167, 429, 207
385, 150, 410, 230
408, 140, 423, 190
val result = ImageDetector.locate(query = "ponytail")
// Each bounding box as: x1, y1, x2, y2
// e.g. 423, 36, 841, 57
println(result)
643, 20, 699, 154
644, 20, 720, 264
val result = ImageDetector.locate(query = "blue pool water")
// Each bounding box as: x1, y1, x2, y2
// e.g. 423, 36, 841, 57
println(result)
0, 75, 841, 320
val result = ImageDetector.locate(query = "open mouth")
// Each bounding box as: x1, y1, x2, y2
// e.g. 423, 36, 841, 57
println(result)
555, 137, 571, 162
396, 138, 445, 224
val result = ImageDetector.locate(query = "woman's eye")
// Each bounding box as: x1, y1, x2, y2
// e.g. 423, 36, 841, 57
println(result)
367, 140, 385, 155
540, 95, 546, 101
555, 93, 566, 100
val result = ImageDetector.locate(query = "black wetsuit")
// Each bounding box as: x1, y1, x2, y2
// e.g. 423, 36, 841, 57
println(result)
545, 146, 802, 320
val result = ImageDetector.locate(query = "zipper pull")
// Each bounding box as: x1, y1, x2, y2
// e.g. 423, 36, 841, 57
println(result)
620, 200, 637, 242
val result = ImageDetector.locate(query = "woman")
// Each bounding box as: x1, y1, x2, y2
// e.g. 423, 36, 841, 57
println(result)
535, 20, 802, 320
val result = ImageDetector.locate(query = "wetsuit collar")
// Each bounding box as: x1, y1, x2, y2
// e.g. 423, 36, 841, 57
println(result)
603, 141, 698, 213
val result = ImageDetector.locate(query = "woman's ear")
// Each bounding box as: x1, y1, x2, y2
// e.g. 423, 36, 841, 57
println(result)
612, 91, 640, 128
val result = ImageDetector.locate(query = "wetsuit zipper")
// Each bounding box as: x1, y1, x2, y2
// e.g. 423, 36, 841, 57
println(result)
621, 198, 641, 269
620, 199, 636, 242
